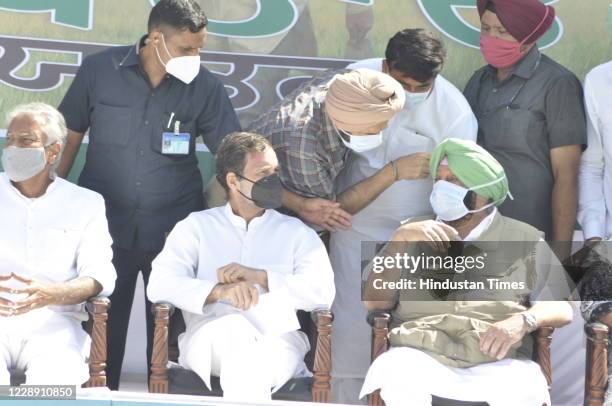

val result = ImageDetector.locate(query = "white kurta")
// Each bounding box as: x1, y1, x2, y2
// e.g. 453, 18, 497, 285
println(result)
578, 61, 612, 240
0, 173, 116, 385
147, 204, 335, 401
360, 347, 550, 406
330, 58, 477, 404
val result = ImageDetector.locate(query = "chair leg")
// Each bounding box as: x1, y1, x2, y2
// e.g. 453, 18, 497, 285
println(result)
85, 297, 110, 388
368, 313, 390, 406
585, 323, 609, 406
312, 310, 333, 403
149, 303, 172, 393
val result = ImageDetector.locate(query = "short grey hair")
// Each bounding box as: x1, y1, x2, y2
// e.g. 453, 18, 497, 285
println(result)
7, 102, 68, 175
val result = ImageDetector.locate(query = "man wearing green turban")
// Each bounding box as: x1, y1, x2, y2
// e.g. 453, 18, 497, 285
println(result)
429, 137, 511, 214
360, 138, 574, 405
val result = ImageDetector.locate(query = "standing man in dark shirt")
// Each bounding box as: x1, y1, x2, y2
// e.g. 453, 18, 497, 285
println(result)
464, 0, 586, 251
57, 0, 241, 390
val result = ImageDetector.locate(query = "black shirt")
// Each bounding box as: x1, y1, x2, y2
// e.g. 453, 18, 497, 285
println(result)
464, 47, 586, 238
59, 36, 241, 251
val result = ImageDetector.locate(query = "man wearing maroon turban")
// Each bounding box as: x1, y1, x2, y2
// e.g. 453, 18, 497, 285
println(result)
464, 0, 586, 257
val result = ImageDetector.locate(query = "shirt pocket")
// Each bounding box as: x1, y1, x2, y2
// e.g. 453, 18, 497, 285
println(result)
151, 112, 197, 157
90, 103, 132, 147
41, 228, 81, 274
493, 108, 541, 153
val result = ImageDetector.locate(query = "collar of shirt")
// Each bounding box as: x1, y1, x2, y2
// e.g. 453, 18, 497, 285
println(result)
463, 207, 498, 242
119, 35, 148, 68
222, 202, 272, 232
0, 172, 60, 204
484, 45, 541, 81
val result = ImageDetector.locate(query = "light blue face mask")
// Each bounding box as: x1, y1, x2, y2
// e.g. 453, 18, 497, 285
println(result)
404, 89, 431, 109
1, 146, 48, 182
430, 176, 513, 222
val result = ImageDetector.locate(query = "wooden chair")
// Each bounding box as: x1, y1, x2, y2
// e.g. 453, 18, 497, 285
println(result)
9, 296, 110, 388
148, 302, 333, 402
585, 322, 609, 406
366, 311, 555, 406
564, 244, 612, 405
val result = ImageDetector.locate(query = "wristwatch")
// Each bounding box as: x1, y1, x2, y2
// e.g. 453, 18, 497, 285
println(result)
521, 312, 538, 333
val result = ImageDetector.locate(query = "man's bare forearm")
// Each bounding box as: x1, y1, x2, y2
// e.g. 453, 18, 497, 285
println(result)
552, 175, 578, 243
282, 188, 305, 213
363, 242, 402, 310
56, 129, 85, 178
337, 163, 395, 215
526, 301, 573, 328
54, 276, 103, 305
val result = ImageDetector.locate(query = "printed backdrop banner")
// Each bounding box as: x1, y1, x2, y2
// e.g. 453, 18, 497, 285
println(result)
0, 0, 610, 180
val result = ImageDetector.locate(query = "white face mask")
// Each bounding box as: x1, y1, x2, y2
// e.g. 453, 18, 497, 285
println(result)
404, 89, 430, 109
1, 146, 48, 182
430, 177, 510, 222
154, 33, 201, 84
338, 129, 383, 153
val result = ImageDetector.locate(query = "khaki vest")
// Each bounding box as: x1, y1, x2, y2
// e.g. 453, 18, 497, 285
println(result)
389, 212, 544, 367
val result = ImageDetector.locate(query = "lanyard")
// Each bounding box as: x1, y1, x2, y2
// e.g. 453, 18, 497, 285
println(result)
476, 52, 542, 119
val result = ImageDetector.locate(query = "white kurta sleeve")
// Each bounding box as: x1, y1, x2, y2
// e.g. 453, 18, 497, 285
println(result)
75, 196, 116, 297
443, 110, 478, 142
578, 74, 606, 240
266, 226, 335, 311
148, 215, 217, 315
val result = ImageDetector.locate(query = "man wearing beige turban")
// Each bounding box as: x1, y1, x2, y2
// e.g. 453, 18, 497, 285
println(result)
248, 68, 430, 231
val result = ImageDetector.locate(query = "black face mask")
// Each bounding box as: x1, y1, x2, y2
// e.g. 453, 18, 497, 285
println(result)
236, 173, 283, 209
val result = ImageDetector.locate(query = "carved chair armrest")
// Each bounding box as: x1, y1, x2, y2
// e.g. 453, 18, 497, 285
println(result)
84, 296, 110, 388
311, 309, 333, 403
367, 311, 391, 406
585, 322, 609, 406
149, 302, 175, 393
533, 326, 555, 392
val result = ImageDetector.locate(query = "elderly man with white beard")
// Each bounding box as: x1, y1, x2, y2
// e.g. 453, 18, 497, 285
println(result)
0, 103, 116, 385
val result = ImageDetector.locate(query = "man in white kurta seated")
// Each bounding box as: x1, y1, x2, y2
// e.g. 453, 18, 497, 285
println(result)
0, 103, 116, 385
360, 138, 573, 406
147, 132, 335, 402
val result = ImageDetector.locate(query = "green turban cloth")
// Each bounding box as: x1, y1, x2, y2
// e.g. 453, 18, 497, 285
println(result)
429, 138, 510, 205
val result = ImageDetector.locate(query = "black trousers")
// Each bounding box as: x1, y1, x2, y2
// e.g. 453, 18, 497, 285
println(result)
106, 246, 160, 390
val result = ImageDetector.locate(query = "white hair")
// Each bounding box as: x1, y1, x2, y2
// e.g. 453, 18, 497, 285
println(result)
7, 102, 68, 175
